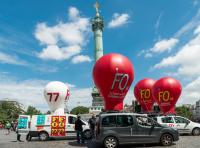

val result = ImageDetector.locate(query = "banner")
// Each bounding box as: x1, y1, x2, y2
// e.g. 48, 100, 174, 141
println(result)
37, 115, 45, 125
51, 116, 66, 136
18, 116, 28, 129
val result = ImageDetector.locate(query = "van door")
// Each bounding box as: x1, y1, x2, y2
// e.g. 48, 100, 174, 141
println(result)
17, 115, 30, 135
134, 116, 162, 143
66, 115, 77, 137
115, 115, 133, 142
174, 116, 190, 133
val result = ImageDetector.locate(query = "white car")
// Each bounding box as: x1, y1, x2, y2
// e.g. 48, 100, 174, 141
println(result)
154, 115, 200, 136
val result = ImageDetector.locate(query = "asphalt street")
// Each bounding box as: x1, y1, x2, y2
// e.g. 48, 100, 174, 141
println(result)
0, 130, 200, 148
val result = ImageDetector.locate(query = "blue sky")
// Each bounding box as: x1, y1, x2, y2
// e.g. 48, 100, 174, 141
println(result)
0, 0, 200, 112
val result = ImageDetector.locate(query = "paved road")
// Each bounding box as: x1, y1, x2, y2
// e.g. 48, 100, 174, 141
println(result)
0, 130, 200, 148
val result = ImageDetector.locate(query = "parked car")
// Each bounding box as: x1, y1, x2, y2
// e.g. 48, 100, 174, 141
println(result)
17, 114, 91, 141
95, 112, 179, 148
154, 115, 200, 136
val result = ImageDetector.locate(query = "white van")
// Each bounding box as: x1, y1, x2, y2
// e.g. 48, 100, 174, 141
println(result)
19, 114, 91, 141
155, 115, 200, 136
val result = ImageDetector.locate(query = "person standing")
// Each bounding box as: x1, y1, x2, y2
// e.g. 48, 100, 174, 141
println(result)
75, 115, 85, 143
15, 121, 23, 142
88, 114, 96, 138
5, 121, 11, 135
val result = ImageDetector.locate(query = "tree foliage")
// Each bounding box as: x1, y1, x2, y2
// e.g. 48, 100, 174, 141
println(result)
46, 110, 51, 114
0, 100, 24, 123
70, 106, 89, 115
175, 106, 193, 119
25, 106, 41, 115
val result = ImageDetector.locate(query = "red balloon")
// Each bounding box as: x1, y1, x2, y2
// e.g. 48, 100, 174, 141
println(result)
152, 77, 182, 114
93, 53, 134, 111
134, 78, 155, 112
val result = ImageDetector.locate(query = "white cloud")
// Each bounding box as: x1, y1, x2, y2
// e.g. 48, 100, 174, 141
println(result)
35, 7, 90, 62
154, 26, 200, 77
0, 73, 83, 112
152, 24, 200, 105
0, 78, 49, 112
174, 9, 200, 38
141, 38, 179, 58
108, 13, 130, 28
155, 12, 163, 30
179, 76, 200, 104
38, 45, 81, 61
67, 88, 92, 109
0, 71, 137, 112
150, 38, 179, 53
124, 88, 136, 105
0, 52, 27, 66
193, 0, 199, 7
68, 7, 80, 21
71, 55, 92, 64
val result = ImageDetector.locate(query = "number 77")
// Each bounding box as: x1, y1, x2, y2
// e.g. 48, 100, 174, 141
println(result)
47, 93, 59, 102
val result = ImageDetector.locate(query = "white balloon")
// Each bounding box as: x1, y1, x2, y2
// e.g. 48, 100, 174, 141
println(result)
53, 108, 65, 115
44, 81, 70, 112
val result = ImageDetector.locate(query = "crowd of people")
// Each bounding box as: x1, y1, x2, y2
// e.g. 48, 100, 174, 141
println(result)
0, 120, 23, 142
0, 121, 18, 133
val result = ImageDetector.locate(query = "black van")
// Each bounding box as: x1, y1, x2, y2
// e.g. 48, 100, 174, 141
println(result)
95, 112, 179, 148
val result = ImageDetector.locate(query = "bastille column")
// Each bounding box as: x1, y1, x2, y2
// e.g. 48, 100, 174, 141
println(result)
90, 1, 104, 114
92, 1, 104, 61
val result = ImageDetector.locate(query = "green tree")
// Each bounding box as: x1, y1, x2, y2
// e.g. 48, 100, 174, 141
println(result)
0, 100, 24, 123
25, 106, 41, 115
46, 110, 51, 114
175, 106, 193, 119
70, 106, 89, 115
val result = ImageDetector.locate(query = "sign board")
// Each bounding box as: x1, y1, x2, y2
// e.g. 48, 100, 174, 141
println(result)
51, 116, 66, 136
37, 115, 45, 125
18, 116, 28, 129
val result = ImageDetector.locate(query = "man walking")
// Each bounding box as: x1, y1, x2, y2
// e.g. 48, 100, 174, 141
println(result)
88, 114, 96, 138
75, 115, 85, 143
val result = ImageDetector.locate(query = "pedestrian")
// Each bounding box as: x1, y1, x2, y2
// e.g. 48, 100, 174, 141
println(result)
75, 115, 85, 144
5, 121, 11, 135
88, 114, 96, 138
16, 121, 23, 142
11, 121, 15, 131
0, 122, 3, 130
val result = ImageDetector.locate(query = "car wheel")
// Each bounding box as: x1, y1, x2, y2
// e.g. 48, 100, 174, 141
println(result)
39, 132, 49, 141
104, 136, 118, 148
160, 134, 173, 146
192, 128, 200, 136
83, 130, 92, 139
